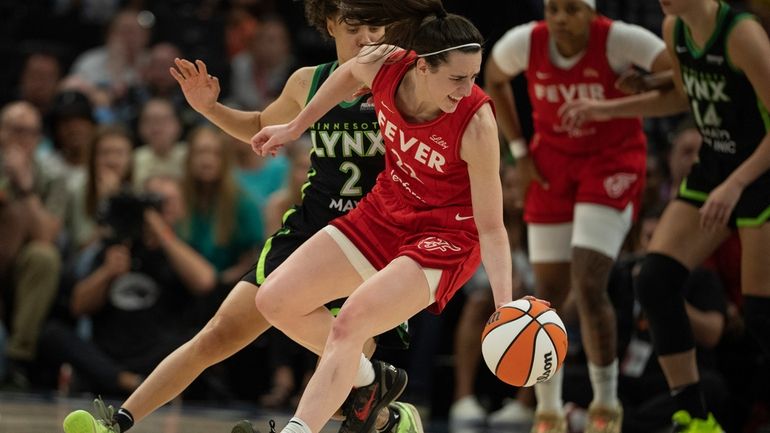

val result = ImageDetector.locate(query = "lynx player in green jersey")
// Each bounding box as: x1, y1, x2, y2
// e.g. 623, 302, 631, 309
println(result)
560, 1, 770, 431
62, 2, 418, 433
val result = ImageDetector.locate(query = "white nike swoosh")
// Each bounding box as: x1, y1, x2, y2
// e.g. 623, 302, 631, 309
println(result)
455, 213, 474, 221
535, 71, 550, 79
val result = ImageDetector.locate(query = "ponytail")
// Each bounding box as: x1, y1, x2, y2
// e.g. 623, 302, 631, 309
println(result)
340, 0, 482, 66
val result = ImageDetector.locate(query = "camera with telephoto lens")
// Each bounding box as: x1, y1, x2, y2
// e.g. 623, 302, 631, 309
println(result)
98, 190, 164, 242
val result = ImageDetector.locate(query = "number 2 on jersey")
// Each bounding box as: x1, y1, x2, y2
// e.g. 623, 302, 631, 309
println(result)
339, 161, 362, 196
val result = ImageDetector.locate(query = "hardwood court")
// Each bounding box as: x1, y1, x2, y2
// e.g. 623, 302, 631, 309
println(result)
0, 392, 344, 433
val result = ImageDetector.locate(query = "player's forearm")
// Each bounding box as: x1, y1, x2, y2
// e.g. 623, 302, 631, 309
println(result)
290, 62, 360, 134
203, 103, 263, 144
479, 228, 514, 307
605, 87, 689, 118
485, 81, 524, 140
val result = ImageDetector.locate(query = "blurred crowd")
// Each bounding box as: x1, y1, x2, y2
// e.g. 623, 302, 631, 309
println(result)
0, 1, 768, 432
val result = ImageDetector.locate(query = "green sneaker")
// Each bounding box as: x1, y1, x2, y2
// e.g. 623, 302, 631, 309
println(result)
389, 402, 424, 433
672, 410, 724, 433
63, 398, 120, 433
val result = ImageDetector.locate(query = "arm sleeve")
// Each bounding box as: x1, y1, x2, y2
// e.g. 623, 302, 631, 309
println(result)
490, 22, 537, 77
606, 21, 667, 73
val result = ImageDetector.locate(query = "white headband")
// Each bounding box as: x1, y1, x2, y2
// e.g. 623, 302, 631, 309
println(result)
417, 43, 482, 58
544, 0, 595, 9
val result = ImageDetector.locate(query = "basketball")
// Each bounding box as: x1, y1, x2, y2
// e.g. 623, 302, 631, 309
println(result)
481, 298, 568, 387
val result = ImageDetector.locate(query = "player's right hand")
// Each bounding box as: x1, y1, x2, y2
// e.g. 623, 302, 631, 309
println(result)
558, 98, 611, 130
170, 58, 220, 115
515, 155, 548, 208
251, 123, 301, 157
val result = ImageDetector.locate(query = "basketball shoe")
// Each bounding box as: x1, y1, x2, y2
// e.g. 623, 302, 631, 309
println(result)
584, 404, 623, 433
530, 411, 567, 433
231, 419, 274, 433
338, 360, 408, 433
671, 411, 725, 433
389, 402, 424, 433
63, 398, 121, 433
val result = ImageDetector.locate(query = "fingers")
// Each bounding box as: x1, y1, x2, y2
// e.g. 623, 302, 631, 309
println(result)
699, 202, 730, 230
531, 168, 549, 190
558, 104, 579, 130
196, 59, 209, 78
169, 66, 185, 84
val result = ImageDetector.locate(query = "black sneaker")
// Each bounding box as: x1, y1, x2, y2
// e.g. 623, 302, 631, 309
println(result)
232, 419, 274, 433
338, 360, 408, 433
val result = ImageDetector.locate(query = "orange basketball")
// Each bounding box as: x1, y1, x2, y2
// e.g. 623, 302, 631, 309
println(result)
481, 298, 568, 387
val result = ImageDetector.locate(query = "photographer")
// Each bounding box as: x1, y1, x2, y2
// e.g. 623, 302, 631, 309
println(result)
38, 174, 216, 396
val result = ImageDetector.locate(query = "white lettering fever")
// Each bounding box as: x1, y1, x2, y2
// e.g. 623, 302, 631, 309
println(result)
378, 111, 446, 173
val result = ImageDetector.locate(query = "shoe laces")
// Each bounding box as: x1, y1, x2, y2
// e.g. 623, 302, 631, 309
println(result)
93, 396, 121, 433
269, 419, 276, 433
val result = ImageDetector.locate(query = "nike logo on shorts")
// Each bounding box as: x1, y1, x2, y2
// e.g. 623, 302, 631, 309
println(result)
455, 213, 474, 221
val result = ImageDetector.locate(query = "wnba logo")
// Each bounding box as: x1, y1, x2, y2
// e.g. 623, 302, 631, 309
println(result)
418, 236, 461, 252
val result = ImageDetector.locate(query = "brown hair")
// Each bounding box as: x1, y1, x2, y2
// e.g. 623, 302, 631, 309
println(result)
304, 0, 342, 36
339, 0, 483, 67
85, 125, 134, 217
181, 125, 238, 247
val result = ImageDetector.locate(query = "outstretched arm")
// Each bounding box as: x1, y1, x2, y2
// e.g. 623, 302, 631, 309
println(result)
170, 58, 309, 144
461, 104, 513, 307
251, 45, 395, 156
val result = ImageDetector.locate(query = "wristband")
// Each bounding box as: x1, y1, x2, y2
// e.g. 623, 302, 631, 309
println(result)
508, 138, 528, 159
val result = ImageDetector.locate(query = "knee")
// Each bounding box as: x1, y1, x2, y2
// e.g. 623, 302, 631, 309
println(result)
571, 248, 612, 301
635, 253, 688, 309
328, 306, 369, 347
17, 241, 61, 274
190, 316, 239, 360
254, 279, 292, 326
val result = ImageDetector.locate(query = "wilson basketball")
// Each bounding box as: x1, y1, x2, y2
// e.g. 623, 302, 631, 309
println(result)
481, 298, 568, 387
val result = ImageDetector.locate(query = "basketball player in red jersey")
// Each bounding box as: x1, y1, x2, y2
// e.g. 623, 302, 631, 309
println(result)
244, 1, 515, 433
485, 0, 672, 432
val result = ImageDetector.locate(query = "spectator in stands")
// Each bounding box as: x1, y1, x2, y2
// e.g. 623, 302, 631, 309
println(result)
0, 101, 63, 388
133, 98, 186, 190
229, 14, 295, 110
178, 125, 263, 286
38, 174, 216, 396
69, 9, 152, 104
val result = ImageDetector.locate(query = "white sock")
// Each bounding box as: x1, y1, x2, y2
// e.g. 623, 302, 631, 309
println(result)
282, 418, 312, 433
588, 359, 620, 408
353, 354, 375, 388
534, 367, 564, 415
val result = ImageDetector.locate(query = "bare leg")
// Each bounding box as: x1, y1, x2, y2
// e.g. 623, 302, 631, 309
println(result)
453, 292, 494, 401
123, 281, 269, 422
289, 257, 431, 433
571, 247, 616, 366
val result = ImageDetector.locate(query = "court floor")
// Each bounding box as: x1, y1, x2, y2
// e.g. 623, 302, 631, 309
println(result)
0, 392, 343, 433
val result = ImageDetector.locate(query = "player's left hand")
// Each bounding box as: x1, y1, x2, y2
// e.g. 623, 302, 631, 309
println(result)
558, 98, 611, 130
699, 179, 742, 230
251, 123, 301, 157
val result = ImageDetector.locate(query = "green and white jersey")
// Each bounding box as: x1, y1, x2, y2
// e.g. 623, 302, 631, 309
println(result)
674, 2, 770, 180
300, 61, 384, 229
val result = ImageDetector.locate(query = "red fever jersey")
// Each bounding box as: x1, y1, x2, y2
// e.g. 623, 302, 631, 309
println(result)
330, 51, 492, 313
524, 17, 647, 223
526, 16, 645, 155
